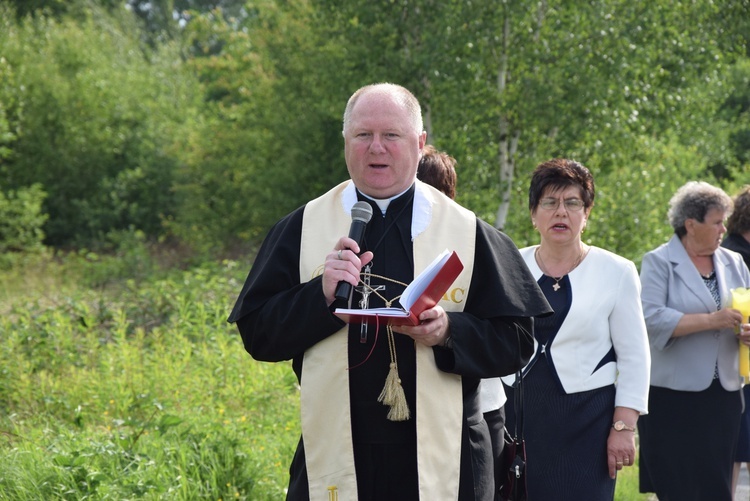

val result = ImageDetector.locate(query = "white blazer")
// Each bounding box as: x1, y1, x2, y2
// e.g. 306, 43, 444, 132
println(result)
500, 245, 651, 414
640, 234, 750, 392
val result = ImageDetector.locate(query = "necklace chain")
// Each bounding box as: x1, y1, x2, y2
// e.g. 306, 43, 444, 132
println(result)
535, 245, 586, 291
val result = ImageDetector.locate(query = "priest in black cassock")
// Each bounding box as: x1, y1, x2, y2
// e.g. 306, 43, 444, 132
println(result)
228, 83, 552, 501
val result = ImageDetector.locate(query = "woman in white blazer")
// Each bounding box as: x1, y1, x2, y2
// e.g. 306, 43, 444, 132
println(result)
501, 159, 650, 500
638, 181, 750, 501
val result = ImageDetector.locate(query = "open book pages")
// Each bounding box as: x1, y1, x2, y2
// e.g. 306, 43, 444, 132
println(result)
400, 249, 452, 310
334, 249, 463, 326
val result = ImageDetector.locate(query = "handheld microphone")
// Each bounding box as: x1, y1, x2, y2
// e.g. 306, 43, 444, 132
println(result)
334, 201, 374, 301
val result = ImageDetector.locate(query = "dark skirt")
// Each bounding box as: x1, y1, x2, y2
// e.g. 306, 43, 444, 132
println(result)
638, 380, 741, 501
736, 385, 750, 462
504, 357, 616, 501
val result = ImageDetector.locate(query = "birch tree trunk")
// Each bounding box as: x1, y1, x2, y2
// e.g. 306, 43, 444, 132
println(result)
493, 0, 544, 230
493, 13, 517, 231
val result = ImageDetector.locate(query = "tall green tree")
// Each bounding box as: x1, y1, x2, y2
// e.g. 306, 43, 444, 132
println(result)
172, 0, 357, 250
2, 0, 748, 257
438, 0, 749, 228
0, 3, 201, 247
301, 0, 749, 256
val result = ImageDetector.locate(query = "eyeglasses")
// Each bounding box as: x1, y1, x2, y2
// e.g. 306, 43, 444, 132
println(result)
538, 198, 585, 211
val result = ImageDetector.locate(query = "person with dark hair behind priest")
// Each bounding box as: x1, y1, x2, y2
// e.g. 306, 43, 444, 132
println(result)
228, 82, 551, 500
417, 144, 508, 500
417, 144, 457, 201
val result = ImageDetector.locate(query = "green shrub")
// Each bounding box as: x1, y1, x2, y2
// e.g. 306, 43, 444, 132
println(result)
0, 5, 201, 248
0, 184, 47, 255
0, 257, 298, 500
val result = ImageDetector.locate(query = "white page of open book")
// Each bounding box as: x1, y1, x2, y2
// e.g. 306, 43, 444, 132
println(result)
398, 248, 451, 310
334, 249, 452, 318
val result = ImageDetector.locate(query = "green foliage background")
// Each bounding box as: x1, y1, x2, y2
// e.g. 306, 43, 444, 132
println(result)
0, 0, 747, 258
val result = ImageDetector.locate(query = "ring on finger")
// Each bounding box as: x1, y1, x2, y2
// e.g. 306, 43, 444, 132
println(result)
337, 249, 343, 260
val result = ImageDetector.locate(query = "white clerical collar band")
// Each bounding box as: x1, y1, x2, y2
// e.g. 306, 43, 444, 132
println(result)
342, 181, 432, 240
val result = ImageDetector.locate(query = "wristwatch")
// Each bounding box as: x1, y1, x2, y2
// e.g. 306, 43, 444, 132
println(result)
612, 420, 636, 432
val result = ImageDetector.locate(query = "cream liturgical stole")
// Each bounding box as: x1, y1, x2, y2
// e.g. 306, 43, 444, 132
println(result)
300, 180, 476, 501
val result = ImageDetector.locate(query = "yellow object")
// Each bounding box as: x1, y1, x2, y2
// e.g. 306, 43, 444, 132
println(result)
740, 345, 750, 381
732, 287, 750, 380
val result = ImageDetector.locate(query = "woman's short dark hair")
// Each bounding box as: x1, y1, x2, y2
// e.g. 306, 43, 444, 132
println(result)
667, 181, 733, 237
726, 185, 750, 235
528, 158, 595, 211
417, 145, 457, 200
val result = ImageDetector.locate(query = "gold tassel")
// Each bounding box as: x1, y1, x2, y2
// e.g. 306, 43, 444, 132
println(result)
377, 327, 410, 421
378, 362, 400, 405
385, 378, 410, 421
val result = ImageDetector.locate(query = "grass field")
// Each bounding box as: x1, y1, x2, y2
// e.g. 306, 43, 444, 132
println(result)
0, 251, 650, 500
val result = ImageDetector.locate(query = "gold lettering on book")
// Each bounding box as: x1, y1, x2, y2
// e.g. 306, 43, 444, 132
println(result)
441, 287, 466, 304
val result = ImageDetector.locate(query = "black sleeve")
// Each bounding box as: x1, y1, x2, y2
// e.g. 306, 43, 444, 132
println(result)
228, 207, 346, 362
432, 219, 549, 378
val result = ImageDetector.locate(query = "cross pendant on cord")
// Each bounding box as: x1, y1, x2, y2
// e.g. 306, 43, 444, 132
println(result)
354, 264, 385, 343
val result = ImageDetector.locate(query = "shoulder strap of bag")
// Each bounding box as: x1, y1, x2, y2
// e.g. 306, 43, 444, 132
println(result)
512, 318, 532, 441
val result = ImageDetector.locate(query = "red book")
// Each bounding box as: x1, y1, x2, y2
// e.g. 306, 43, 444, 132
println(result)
334, 249, 464, 326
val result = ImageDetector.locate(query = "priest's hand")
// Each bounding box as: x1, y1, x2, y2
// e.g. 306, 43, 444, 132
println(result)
323, 237, 374, 306
395, 305, 450, 347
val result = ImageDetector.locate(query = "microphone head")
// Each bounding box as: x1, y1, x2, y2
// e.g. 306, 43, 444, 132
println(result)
351, 201, 373, 224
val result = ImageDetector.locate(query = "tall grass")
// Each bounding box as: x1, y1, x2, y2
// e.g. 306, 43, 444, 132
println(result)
0, 251, 650, 500
0, 253, 298, 500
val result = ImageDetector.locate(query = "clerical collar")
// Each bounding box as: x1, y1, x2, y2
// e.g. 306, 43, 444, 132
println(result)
357, 185, 413, 215
341, 180, 434, 240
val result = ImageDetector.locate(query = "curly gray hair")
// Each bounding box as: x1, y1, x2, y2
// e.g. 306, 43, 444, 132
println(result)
667, 181, 733, 237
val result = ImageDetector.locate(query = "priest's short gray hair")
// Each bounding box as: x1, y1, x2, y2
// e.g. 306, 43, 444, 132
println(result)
342, 83, 424, 137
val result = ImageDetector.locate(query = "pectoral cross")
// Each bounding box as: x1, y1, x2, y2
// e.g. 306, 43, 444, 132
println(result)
355, 264, 385, 343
